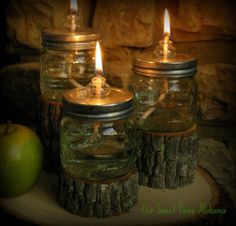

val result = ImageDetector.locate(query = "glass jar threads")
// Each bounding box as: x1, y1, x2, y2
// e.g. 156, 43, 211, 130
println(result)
131, 52, 198, 132
60, 86, 135, 180
59, 47, 138, 217
130, 51, 199, 189
39, 14, 101, 171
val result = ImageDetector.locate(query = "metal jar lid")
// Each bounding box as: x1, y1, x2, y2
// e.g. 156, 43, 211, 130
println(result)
42, 28, 102, 50
62, 87, 133, 120
133, 52, 197, 78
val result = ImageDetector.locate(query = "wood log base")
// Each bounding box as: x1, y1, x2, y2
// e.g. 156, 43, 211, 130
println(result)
0, 167, 234, 225
59, 169, 138, 218
38, 97, 62, 172
130, 125, 199, 189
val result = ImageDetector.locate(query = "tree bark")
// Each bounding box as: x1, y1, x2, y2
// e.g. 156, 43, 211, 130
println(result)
38, 97, 62, 172
59, 169, 138, 218
130, 125, 199, 189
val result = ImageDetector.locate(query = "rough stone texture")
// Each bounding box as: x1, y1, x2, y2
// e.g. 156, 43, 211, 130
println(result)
174, 41, 236, 65
198, 139, 233, 182
103, 40, 236, 72
200, 0, 236, 35
198, 123, 236, 205
0, 63, 40, 121
93, 0, 236, 48
4, 0, 236, 76
93, 0, 155, 48
198, 138, 236, 203
152, 0, 236, 43
1, 62, 236, 123
197, 64, 236, 122
5, 0, 236, 49
104, 62, 236, 123
6, 0, 94, 49
104, 61, 131, 89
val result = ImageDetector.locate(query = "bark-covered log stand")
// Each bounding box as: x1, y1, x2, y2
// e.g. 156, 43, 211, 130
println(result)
131, 125, 199, 189
38, 97, 62, 172
59, 169, 138, 217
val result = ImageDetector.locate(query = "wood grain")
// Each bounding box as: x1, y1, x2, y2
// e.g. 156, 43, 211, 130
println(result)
0, 168, 233, 226
59, 169, 138, 217
38, 98, 62, 172
129, 125, 199, 188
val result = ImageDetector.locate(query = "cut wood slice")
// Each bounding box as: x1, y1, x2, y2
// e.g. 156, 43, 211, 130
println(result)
38, 97, 62, 172
129, 125, 199, 189
59, 169, 138, 217
0, 167, 233, 226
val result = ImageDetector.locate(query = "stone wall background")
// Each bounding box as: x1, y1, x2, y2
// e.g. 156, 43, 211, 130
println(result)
1, 0, 236, 123
0, 0, 236, 205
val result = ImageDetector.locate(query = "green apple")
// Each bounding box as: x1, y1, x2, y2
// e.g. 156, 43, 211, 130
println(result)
0, 123, 43, 198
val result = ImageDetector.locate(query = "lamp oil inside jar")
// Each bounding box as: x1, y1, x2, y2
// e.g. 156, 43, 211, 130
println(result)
60, 77, 134, 180
40, 6, 102, 102
61, 118, 133, 180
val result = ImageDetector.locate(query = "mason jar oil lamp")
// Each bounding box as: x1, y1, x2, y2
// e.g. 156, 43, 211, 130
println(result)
130, 9, 199, 189
39, 0, 101, 171
59, 42, 138, 217
40, 1, 102, 102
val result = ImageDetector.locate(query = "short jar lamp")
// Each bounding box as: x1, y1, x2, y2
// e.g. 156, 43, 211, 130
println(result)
59, 42, 138, 217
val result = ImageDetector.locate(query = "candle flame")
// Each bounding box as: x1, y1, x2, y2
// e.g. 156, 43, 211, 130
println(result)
70, 0, 78, 12
164, 9, 170, 35
154, 8, 175, 58
95, 41, 103, 74
90, 41, 110, 98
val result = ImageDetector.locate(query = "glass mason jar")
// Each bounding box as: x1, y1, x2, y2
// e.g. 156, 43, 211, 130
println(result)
60, 87, 135, 180
130, 52, 198, 132
40, 28, 102, 102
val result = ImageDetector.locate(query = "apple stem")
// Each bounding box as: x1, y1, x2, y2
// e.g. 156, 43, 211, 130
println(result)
4, 120, 11, 135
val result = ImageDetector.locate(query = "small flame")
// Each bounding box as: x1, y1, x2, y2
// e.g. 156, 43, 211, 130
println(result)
164, 9, 170, 35
89, 41, 110, 98
70, 0, 78, 12
95, 41, 103, 74
154, 8, 175, 58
